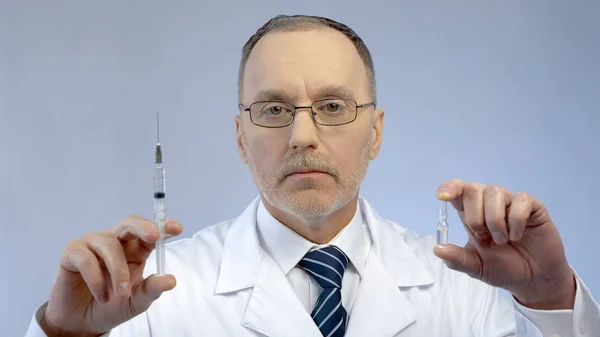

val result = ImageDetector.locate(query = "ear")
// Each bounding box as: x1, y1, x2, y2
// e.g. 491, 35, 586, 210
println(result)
369, 109, 384, 159
235, 115, 248, 164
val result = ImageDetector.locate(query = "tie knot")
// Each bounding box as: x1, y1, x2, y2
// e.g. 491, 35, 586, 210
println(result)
298, 245, 349, 289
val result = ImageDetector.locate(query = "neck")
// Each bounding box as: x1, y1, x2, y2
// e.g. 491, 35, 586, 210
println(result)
262, 194, 359, 244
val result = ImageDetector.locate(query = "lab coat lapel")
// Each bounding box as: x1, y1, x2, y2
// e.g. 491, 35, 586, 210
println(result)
214, 197, 321, 337
345, 252, 418, 337
214, 196, 436, 336
242, 253, 323, 337
344, 198, 436, 337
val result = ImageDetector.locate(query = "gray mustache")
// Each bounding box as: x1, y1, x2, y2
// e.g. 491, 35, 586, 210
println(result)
276, 155, 339, 179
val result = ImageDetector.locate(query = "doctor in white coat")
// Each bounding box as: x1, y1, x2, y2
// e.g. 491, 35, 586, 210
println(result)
26, 14, 600, 337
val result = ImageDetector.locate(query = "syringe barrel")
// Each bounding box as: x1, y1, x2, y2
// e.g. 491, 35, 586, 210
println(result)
154, 164, 165, 196
154, 164, 165, 192
153, 163, 166, 234
154, 197, 166, 233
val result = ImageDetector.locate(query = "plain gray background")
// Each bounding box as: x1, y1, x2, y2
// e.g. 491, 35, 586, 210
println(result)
1, 1, 599, 335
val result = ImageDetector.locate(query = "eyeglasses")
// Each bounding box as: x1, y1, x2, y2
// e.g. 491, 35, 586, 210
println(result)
239, 98, 376, 128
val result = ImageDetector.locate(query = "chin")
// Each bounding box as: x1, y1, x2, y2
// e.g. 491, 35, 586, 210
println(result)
267, 188, 352, 220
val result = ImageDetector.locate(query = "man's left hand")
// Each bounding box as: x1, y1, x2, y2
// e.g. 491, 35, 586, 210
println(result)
433, 178, 576, 310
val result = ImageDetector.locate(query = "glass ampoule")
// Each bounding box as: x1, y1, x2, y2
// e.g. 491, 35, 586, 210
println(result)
436, 201, 449, 247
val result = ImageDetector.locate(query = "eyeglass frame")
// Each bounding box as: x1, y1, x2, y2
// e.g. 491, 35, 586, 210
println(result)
238, 98, 377, 128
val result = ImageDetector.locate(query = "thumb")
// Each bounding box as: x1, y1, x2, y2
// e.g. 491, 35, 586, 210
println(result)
129, 274, 176, 316
433, 243, 482, 280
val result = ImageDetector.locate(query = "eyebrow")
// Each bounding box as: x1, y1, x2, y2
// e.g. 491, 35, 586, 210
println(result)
253, 84, 356, 103
254, 89, 292, 102
316, 85, 356, 100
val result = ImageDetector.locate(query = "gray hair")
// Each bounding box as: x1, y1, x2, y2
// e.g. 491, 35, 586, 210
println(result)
237, 14, 376, 103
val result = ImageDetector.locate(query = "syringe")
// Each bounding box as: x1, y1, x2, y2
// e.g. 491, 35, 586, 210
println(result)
154, 111, 166, 275
436, 201, 449, 247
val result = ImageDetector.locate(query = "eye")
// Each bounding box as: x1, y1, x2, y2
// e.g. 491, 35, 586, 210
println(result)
257, 102, 291, 117
269, 106, 283, 115
326, 103, 339, 112
314, 99, 347, 114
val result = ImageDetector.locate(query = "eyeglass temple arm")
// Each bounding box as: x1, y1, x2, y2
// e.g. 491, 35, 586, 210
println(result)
238, 103, 250, 112
357, 102, 376, 109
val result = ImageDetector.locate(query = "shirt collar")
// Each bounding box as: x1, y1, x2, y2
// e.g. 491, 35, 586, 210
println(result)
256, 199, 368, 278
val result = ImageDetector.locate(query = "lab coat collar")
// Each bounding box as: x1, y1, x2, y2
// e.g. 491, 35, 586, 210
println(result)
359, 197, 436, 288
215, 196, 436, 336
256, 198, 367, 278
215, 196, 322, 336
214, 197, 264, 294
215, 196, 435, 293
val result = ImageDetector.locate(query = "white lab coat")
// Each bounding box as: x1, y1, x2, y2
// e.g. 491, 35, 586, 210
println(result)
26, 197, 600, 336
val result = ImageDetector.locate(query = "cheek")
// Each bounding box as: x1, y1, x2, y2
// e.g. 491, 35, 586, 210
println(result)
246, 133, 288, 169
324, 128, 371, 169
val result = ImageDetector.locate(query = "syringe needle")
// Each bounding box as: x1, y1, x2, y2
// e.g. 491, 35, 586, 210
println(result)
156, 111, 160, 144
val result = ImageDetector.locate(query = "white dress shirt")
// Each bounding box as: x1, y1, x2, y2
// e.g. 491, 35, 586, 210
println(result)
255, 200, 372, 316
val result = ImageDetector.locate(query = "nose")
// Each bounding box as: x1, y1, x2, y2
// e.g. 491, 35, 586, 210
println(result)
288, 107, 319, 152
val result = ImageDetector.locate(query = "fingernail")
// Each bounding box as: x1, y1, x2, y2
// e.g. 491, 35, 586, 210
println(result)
509, 231, 519, 241
119, 282, 130, 296
492, 232, 507, 245
437, 190, 451, 199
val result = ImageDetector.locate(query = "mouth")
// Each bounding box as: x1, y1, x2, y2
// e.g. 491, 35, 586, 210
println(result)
286, 169, 329, 177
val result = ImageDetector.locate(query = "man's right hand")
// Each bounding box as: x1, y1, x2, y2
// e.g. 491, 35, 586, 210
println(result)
39, 215, 184, 337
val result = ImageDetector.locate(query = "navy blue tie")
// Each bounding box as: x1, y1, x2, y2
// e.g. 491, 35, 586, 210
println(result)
298, 245, 349, 337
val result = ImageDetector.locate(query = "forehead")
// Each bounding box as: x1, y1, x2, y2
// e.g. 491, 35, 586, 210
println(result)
242, 28, 369, 103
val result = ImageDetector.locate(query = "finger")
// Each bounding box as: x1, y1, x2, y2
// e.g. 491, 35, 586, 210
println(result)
437, 178, 466, 212
483, 185, 510, 245
114, 218, 183, 243
462, 182, 489, 239
128, 274, 177, 317
122, 239, 154, 263
85, 233, 131, 297
118, 220, 183, 263
62, 244, 108, 303
433, 243, 482, 280
507, 192, 533, 242
164, 220, 184, 239
113, 215, 160, 243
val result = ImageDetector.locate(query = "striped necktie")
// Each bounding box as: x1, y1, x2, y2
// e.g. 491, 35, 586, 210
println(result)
298, 245, 349, 337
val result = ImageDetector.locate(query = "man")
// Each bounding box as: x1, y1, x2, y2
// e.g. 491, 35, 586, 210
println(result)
25, 14, 599, 337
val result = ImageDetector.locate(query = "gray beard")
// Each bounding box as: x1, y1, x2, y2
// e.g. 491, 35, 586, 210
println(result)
243, 129, 372, 221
